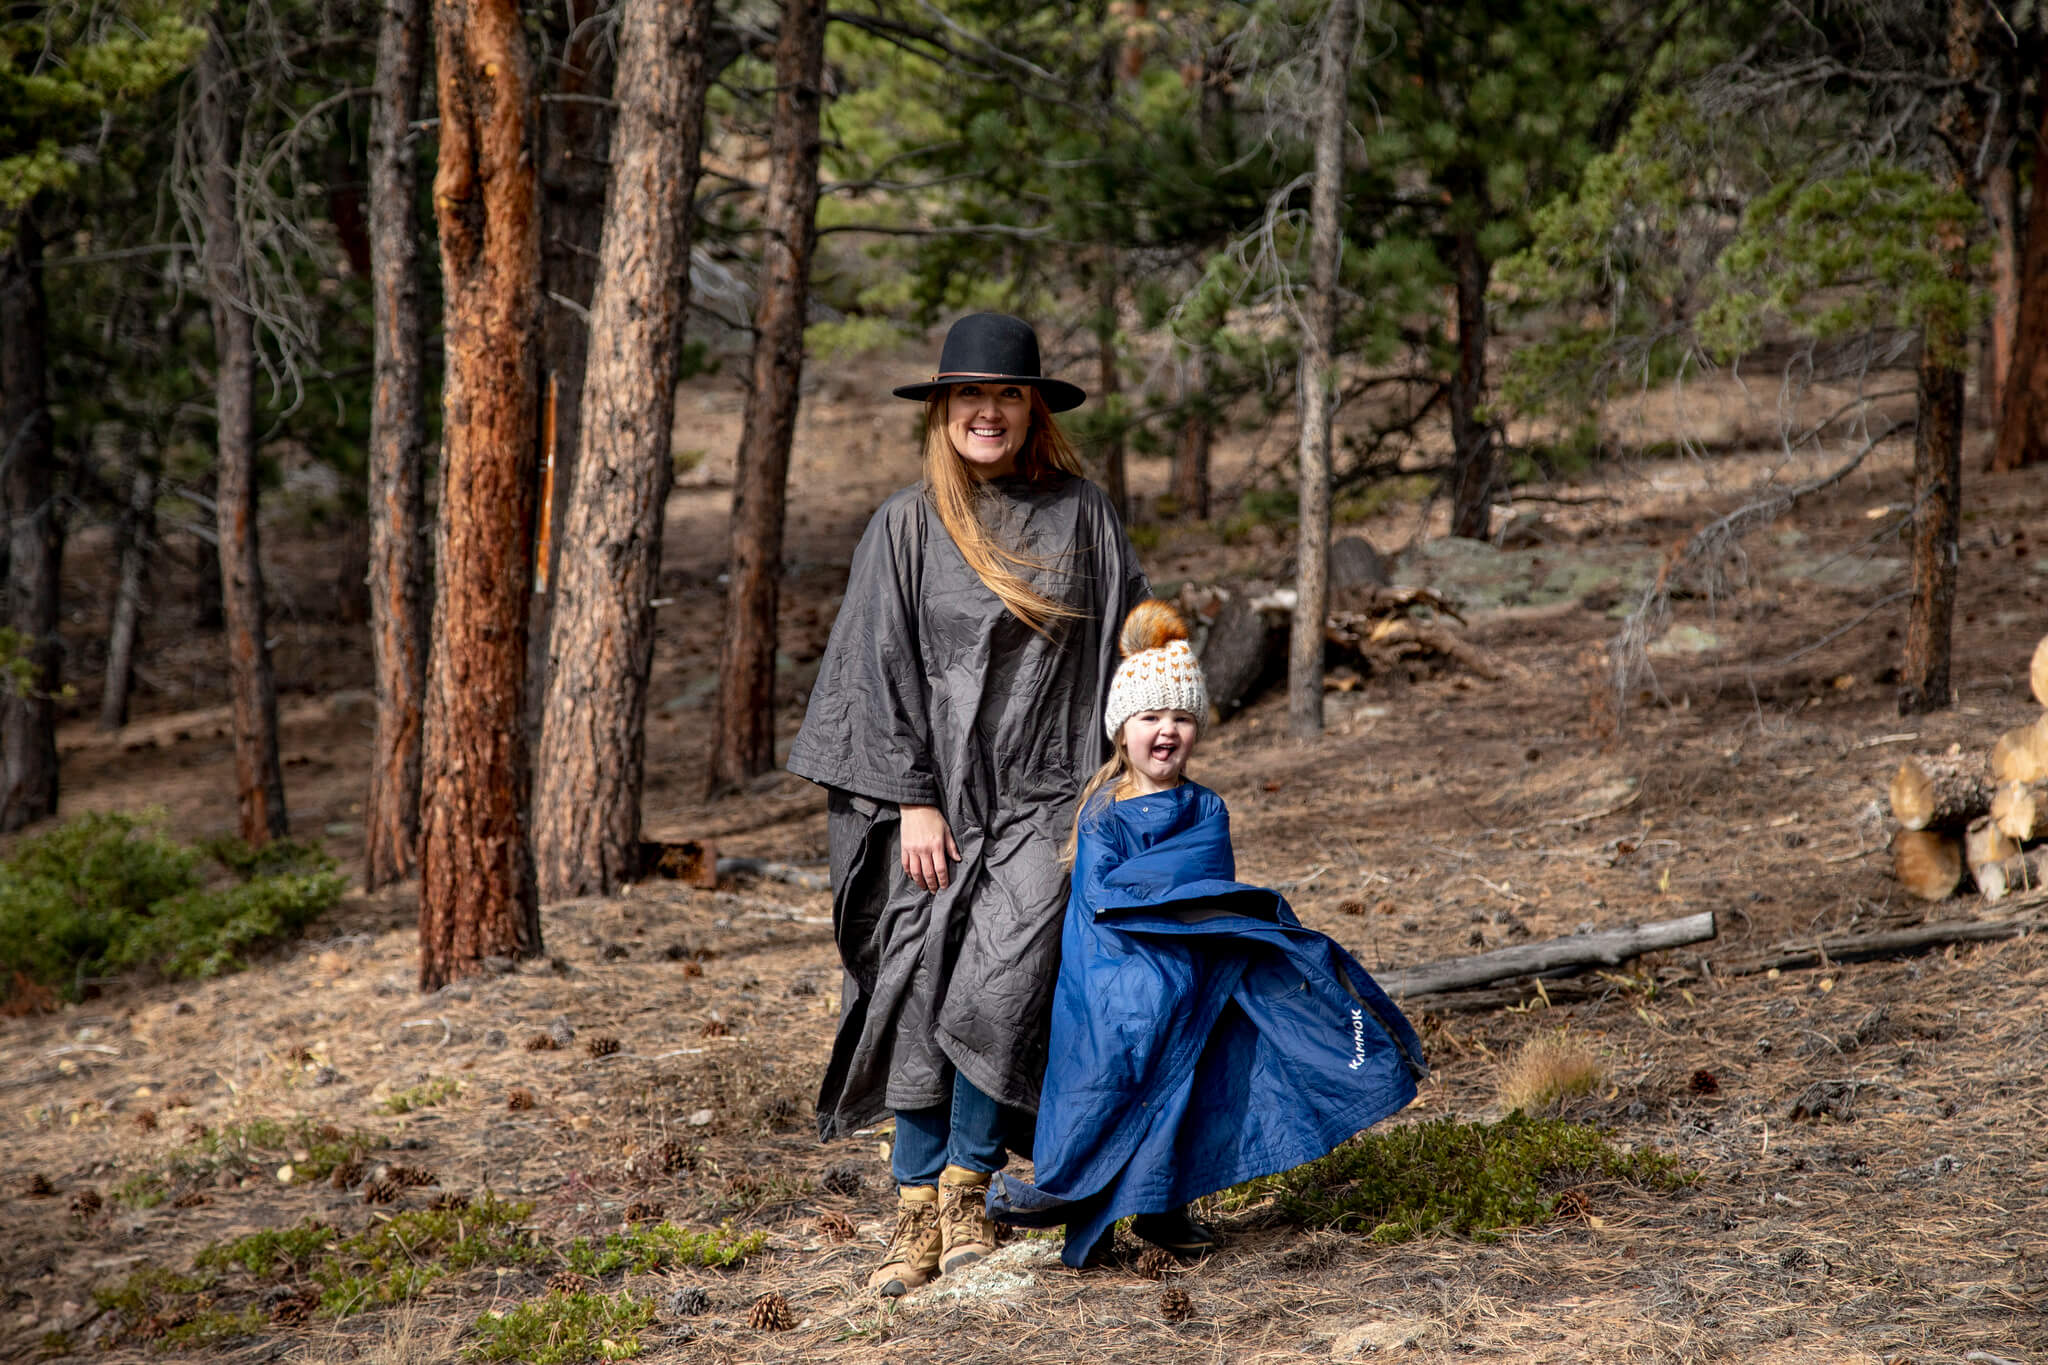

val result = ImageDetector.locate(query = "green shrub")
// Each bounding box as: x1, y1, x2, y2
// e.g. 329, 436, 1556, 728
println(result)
1223, 1114, 1691, 1243
469, 1290, 656, 1364
562, 1220, 764, 1276
165, 1117, 383, 1186
0, 812, 345, 1003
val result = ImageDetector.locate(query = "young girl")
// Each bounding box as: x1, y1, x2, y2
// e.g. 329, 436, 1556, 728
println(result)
988, 601, 1428, 1266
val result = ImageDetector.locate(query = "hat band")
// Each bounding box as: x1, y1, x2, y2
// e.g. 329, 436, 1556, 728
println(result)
929, 371, 1040, 383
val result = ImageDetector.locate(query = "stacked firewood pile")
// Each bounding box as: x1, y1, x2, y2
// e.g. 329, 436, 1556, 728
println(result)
1888, 635, 2048, 904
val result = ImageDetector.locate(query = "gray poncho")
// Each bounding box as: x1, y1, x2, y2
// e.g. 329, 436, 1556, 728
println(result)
787, 472, 1147, 1138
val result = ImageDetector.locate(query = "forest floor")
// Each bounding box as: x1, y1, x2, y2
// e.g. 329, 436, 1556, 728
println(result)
5, 349, 2048, 1364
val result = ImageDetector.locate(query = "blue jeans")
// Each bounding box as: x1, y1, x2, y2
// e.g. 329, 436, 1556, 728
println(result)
891, 1067, 1029, 1186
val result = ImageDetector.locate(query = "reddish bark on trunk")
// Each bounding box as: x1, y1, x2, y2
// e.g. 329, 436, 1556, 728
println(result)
708, 0, 827, 794
364, 0, 430, 890
1171, 346, 1213, 521
532, 0, 715, 894
419, 0, 543, 988
1995, 96, 2048, 472
199, 28, 288, 845
1900, 345, 1964, 715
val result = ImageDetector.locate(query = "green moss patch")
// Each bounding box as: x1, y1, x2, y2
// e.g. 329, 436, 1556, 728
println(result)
314, 1196, 545, 1316
469, 1290, 656, 1363
165, 1116, 385, 1187
1224, 1114, 1692, 1243
382, 1077, 462, 1114
562, 1220, 764, 1276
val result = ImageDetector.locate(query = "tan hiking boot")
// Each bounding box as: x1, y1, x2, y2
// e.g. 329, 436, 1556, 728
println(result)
937, 1164, 997, 1274
867, 1185, 941, 1297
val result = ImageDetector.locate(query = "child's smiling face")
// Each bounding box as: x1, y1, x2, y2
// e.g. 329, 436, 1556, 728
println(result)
1122, 709, 1199, 794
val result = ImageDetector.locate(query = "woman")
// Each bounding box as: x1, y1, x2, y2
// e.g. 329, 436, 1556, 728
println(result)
786, 313, 1147, 1296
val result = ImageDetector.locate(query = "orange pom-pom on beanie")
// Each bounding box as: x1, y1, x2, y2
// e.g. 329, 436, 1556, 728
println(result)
1104, 601, 1209, 738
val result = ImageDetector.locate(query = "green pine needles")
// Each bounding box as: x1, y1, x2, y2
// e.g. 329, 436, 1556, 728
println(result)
1224, 1114, 1693, 1243
470, 1290, 657, 1364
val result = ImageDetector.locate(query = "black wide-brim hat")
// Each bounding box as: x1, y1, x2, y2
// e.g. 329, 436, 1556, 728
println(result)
891, 312, 1087, 413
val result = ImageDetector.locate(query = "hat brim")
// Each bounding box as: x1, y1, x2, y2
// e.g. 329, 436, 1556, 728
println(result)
892, 374, 1088, 414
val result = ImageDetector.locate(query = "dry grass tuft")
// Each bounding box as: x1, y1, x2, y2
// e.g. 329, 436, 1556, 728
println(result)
1496, 1030, 1603, 1116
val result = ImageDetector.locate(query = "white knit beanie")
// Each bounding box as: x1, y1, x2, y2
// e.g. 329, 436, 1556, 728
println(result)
1103, 601, 1210, 739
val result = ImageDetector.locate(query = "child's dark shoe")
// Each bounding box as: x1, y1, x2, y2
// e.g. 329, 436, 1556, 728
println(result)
1130, 1207, 1215, 1259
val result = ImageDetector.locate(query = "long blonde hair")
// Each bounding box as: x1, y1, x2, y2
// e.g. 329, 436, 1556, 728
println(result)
1061, 725, 1141, 867
922, 388, 1086, 635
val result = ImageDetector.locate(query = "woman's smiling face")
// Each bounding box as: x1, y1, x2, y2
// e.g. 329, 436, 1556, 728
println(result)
945, 381, 1032, 477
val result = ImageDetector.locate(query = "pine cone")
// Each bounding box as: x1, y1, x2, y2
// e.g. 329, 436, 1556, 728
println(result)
386, 1164, 438, 1188
524, 1033, 561, 1052
70, 1188, 102, 1219
133, 1108, 158, 1132
171, 1191, 210, 1209
270, 1291, 318, 1325
24, 1173, 55, 1197
1134, 1246, 1176, 1281
507, 1089, 538, 1112
286, 1045, 315, 1066
699, 1017, 730, 1039
681, 960, 704, 978
362, 1177, 401, 1205
748, 1291, 795, 1331
623, 1200, 665, 1224
816, 1210, 855, 1242
429, 1192, 471, 1212
548, 1271, 592, 1296
656, 1139, 692, 1174
314, 1123, 344, 1143
183, 1122, 209, 1143
1159, 1286, 1193, 1323
585, 1036, 621, 1059
724, 1173, 762, 1202
819, 1163, 864, 1197
330, 1160, 366, 1190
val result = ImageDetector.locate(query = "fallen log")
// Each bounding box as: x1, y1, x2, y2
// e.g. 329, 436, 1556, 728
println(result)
1989, 718, 2048, 784
714, 856, 830, 892
1888, 755, 1993, 832
1891, 829, 1963, 901
1978, 848, 2048, 904
1991, 780, 2048, 843
1724, 914, 2048, 976
1373, 910, 1716, 999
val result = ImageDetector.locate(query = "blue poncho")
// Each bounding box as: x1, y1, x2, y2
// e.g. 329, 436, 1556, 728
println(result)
988, 781, 1427, 1266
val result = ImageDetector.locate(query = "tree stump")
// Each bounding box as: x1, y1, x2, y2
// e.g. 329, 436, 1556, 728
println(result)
1199, 591, 1286, 718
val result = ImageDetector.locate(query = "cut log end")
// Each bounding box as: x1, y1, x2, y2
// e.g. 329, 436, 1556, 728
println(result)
2031, 633, 2048, 709
1979, 848, 2048, 905
1892, 829, 1963, 902
1989, 719, 2048, 785
1991, 780, 2048, 843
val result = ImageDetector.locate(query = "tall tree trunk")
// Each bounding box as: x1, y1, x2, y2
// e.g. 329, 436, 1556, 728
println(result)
1, 215, 61, 832
533, 0, 715, 893
1995, 93, 2048, 472
524, 0, 616, 738
1171, 344, 1212, 520
1095, 251, 1129, 521
99, 457, 156, 732
705, 0, 823, 796
419, 0, 542, 988
364, 0, 430, 890
1901, 340, 1965, 715
1288, 0, 1356, 742
1980, 146, 2018, 432
198, 27, 288, 844
1446, 219, 1494, 540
